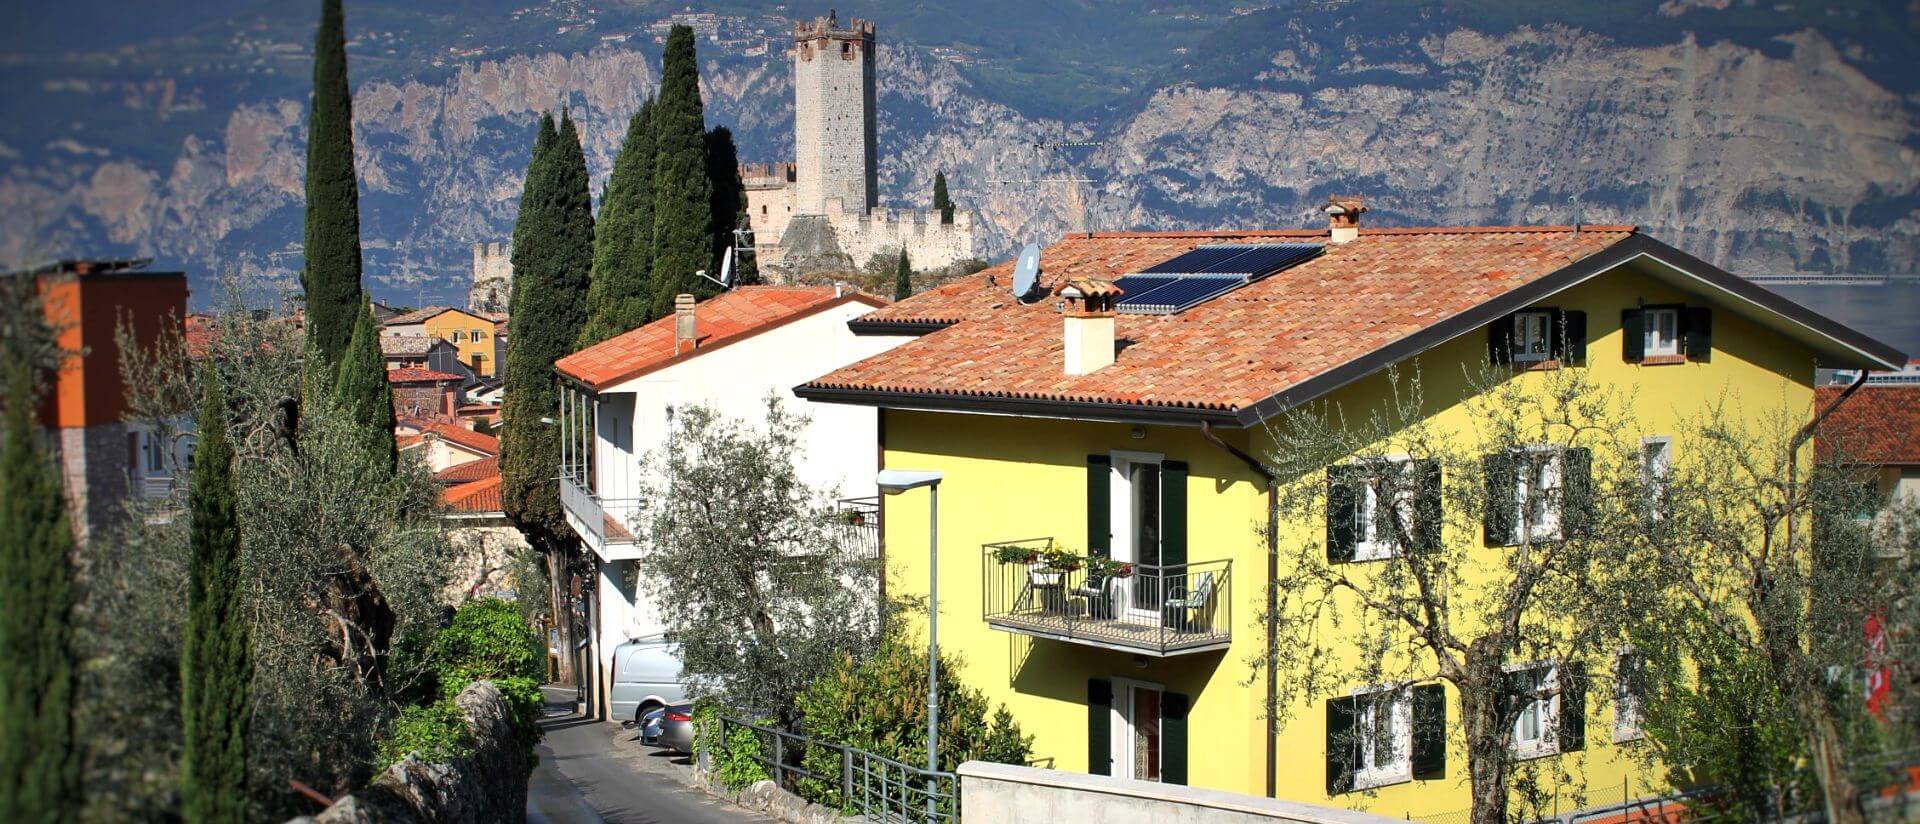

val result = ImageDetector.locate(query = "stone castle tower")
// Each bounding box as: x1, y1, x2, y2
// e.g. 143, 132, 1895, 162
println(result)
468, 241, 512, 313
792, 11, 876, 216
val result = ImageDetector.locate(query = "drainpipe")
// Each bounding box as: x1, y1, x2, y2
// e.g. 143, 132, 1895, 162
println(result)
1787, 371, 1869, 549
1201, 420, 1280, 798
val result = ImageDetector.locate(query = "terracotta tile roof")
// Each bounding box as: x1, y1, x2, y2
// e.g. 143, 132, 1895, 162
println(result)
442, 475, 503, 513
386, 367, 466, 384
556, 285, 887, 391
435, 456, 499, 484
805, 225, 1636, 416
398, 420, 499, 456
383, 305, 453, 325
185, 314, 216, 359
1816, 385, 1920, 466
380, 335, 446, 356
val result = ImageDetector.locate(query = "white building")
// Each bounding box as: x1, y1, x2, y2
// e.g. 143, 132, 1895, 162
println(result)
552, 285, 915, 719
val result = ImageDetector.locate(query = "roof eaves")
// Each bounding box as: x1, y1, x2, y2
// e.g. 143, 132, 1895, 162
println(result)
846, 318, 954, 336
564, 292, 879, 392
792, 384, 1244, 427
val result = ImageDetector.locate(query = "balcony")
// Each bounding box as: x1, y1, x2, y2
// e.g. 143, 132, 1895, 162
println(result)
836, 495, 881, 563
560, 475, 641, 561
981, 538, 1231, 657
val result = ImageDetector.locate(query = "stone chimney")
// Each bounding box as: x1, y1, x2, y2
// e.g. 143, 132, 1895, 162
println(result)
674, 294, 697, 354
1056, 278, 1124, 376
1324, 196, 1368, 244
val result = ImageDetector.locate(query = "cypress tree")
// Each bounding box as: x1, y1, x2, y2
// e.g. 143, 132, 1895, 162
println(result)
579, 97, 658, 348
182, 369, 249, 824
893, 248, 913, 301
0, 336, 79, 819
704, 126, 746, 287
733, 211, 761, 286
333, 305, 397, 472
648, 25, 716, 318
501, 109, 593, 543
301, 0, 366, 368
933, 170, 954, 224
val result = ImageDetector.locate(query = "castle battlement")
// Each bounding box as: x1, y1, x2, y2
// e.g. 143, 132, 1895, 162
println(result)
739, 162, 797, 187
793, 11, 874, 44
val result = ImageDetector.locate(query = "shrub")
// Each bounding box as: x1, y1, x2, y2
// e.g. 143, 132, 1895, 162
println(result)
379, 699, 472, 769
715, 723, 769, 790
794, 639, 1030, 810
429, 598, 544, 690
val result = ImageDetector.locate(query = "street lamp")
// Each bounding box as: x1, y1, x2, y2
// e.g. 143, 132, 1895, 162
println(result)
876, 469, 944, 807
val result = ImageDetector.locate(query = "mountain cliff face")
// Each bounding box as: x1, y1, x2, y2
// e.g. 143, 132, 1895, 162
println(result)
1, 1, 1915, 305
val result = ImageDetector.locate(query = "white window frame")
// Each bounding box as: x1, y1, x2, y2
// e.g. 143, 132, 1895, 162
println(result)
1516, 447, 1564, 543
1644, 307, 1681, 357
1642, 437, 1672, 522
1349, 684, 1413, 789
451, 329, 465, 343
1354, 458, 1415, 561
1513, 311, 1552, 363
1507, 662, 1561, 760
1613, 649, 1647, 743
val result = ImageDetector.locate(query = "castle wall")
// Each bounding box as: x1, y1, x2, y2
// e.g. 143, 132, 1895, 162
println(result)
826, 200, 975, 271
792, 16, 875, 216
469, 241, 512, 313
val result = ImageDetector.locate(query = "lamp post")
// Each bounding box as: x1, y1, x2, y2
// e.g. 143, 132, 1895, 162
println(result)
876, 469, 944, 813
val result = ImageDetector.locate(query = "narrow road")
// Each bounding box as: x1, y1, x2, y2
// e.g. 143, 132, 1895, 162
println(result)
528, 687, 778, 824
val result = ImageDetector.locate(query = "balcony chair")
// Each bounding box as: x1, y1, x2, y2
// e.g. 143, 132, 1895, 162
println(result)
1069, 569, 1115, 620
1162, 572, 1215, 634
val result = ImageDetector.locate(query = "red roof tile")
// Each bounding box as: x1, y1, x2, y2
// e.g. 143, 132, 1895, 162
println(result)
398, 420, 499, 456
556, 286, 886, 390
386, 367, 466, 384
805, 226, 1636, 415
435, 456, 499, 484
442, 475, 503, 513
1816, 385, 1920, 466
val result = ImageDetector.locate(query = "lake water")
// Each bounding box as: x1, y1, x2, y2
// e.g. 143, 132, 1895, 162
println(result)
1762, 281, 1920, 361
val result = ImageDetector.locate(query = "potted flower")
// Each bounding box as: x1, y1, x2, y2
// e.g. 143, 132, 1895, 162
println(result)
1085, 556, 1136, 579
992, 545, 1041, 565
1041, 547, 1083, 572
837, 509, 867, 526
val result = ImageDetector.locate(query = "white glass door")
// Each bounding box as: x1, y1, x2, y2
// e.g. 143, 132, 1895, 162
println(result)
1110, 681, 1164, 782
1110, 454, 1163, 623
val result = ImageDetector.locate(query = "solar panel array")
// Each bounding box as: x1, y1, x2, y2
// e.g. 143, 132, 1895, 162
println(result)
1113, 243, 1321, 315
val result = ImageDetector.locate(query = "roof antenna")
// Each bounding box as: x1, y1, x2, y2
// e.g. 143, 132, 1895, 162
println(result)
1570, 194, 1582, 235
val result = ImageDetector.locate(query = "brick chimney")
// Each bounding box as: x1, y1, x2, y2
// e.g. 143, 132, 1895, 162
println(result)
674, 294, 697, 354
1324, 196, 1368, 244
1056, 278, 1124, 375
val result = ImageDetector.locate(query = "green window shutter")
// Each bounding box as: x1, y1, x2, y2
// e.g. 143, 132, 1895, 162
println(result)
1088, 678, 1112, 775
1161, 460, 1188, 571
1325, 696, 1358, 795
1326, 466, 1358, 563
1621, 309, 1645, 362
1563, 310, 1588, 364
1414, 459, 1443, 552
1562, 447, 1593, 537
1088, 455, 1111, 558
1684, 306, 1713, 362
1488, 315, 1514, 365
1163, 691, 1189, 785
1482, 452, 1518, 547
1558, 662, 1587, 752
1411, 684, 1446, 780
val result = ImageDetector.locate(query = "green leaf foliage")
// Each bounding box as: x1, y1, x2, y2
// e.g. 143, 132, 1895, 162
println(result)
704, 126, 746, 288
422, 598, 546, 748
0, 309, 80, 819
793, 639, 1030, 810
715, 723, 769, 790
647, 25, 717, 319
579, 97, 658, 347
379, 699, 473, 769
893, 248, 912, 301
182, 370, 251, 823
732, 211, 761, 286
301, 0, 365, 368
501, 110, 593, 543
933, 170, 953, 224
332, 305, 397, 475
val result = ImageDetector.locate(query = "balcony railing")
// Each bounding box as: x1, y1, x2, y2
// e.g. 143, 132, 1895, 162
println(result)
980, 538, 1231, 657
836, 495, 881, 563
560, 475, 639, 553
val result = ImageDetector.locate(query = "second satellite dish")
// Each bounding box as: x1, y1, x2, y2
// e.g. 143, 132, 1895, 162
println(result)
1012, 243, 1041, 302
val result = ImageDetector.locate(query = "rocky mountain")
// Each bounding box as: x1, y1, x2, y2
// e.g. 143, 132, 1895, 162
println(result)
2, 0, 1917, 311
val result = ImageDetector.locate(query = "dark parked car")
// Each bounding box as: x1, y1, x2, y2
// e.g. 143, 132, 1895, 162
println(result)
650, 703, 693, 754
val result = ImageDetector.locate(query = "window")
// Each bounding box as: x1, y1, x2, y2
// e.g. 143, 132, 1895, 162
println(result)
1351, 688, 1412, 789
1513, 311, 1552, 363
471, 328, 484, 341
1356, 459, 1414, 561
140, 430, 167, 473
1644, 308, 1680, 356
1642, 437, 1672, 521
1614, 651, 1647, 743
1517, 448, 1564, 542
1509, 664, 1561, 760
451, 330, 464, 343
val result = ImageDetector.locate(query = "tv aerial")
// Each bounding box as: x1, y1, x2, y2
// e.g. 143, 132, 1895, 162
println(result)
1011, 243, 1042, 303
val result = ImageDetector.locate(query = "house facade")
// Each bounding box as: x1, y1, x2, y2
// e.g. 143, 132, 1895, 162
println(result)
796, 211, 1904, 816
381, 306, 506, 377
552, 285, 916, 719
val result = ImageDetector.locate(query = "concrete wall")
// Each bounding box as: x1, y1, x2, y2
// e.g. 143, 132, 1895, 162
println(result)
957, 762, 1402, 824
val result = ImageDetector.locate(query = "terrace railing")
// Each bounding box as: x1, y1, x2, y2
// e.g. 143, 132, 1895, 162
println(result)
980, 538, 1231, 656
704, 714, 957, 823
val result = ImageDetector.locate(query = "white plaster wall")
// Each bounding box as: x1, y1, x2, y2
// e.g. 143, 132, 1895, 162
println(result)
957, 762, 1402, 824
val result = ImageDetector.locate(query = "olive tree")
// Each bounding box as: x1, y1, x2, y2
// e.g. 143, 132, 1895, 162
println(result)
635, 398, 894, 727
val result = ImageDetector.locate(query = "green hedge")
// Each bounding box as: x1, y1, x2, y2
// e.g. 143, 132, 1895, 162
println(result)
380, 598, 547, 769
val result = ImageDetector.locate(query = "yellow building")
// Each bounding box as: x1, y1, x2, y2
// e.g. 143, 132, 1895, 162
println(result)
795, 210, 1904, 818
381, 306, 506, 377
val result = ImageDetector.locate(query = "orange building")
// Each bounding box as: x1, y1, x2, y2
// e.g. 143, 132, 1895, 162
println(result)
13, 258, 189, 540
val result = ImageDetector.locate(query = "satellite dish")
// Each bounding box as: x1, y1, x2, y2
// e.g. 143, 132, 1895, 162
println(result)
1012, 243, 1041, 302
719, 246, 735, 288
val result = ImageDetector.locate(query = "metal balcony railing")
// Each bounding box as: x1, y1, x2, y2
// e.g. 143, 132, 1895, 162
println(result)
836, 495, 881, 563
980, 538, 1231, 657
560, 475, 639, 549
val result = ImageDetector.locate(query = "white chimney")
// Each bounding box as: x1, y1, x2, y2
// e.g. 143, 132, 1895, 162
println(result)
1324, 195, 1368, 244
1056, 278, 1123, 376
674, 293, 697, 354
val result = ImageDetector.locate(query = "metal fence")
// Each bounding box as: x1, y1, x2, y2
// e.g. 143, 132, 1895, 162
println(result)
980, 537, 1232, 656
837, 496, 882, 563
704, 714, 957, 823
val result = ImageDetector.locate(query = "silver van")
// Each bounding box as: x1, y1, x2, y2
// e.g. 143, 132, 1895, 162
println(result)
609, 636, 689, 723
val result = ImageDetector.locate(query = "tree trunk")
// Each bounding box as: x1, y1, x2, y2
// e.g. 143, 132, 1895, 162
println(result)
547, 548, 576, 688
1791, 675, 1864, 824
1459, 646, 1511, 824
